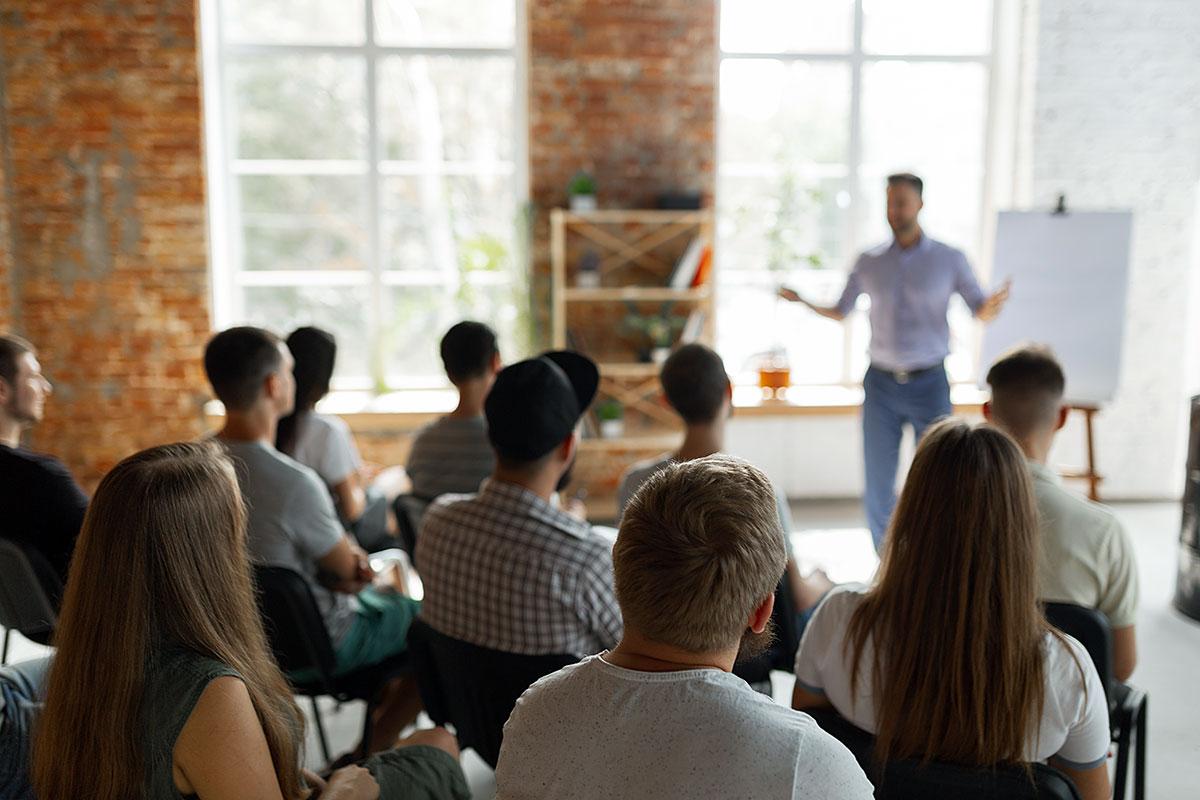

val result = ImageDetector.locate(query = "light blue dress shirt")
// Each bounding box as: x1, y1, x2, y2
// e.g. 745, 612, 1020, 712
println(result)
836, 234, 986, 372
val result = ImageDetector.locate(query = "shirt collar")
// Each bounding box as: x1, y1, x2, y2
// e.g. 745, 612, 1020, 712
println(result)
478, 477, 592, 539
1026, 459, 1062, 486
890, 231, 931, 254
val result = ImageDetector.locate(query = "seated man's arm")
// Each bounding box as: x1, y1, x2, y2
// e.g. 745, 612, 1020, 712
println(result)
791, 682, 832, 711
316, 536, 372, 594
290, 471, 371, 594
1112, 625, 1137, 683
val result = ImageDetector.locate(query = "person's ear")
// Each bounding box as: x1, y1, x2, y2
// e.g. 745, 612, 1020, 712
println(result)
560, 430, 578, 463
0, 377, 11, 406
1055, 404, 1069, 432
982, 400, 993, 422
491, 351, 502, 374
263, 372, 282, 404
748, 592, 775, 634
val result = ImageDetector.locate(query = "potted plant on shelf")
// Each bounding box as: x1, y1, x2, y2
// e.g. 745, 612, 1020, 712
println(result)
568, 171, 598, 212
622, 302, 685, 364
596, 399, 625, 439
576, 249, 601, 288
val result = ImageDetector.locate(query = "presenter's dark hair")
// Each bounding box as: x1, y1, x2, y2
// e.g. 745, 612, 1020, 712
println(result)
204, 326, 283, 412
660, 344, 731, 425
887, 172, 924, 197
276, 326, 337, 456
440, 321, 498, 383
0, 333, 34, 387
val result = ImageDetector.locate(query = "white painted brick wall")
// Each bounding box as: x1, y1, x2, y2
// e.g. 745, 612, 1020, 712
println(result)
1033, 0, 1200, 498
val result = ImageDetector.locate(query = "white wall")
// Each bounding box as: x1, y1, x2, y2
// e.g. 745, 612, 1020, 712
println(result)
1032, 0, 1200, 499
740, 0, 1200, 502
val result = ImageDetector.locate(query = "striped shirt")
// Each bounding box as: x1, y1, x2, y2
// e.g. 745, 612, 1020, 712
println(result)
406, 415, 496, 501
416, 479, 623, 656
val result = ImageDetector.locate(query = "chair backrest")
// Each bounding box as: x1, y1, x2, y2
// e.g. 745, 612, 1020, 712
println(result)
806, 708, 1082, 800
1042, 602, 1115, 702
732, 573, 799, 685
252, 565, 338, 685
0, 538, 59, 639
392, 494, 429, 566
407, 618, 576, 768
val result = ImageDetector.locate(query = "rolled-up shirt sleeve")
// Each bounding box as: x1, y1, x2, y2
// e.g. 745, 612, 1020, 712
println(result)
953, 251, 987, 313
834, 259, 865, 316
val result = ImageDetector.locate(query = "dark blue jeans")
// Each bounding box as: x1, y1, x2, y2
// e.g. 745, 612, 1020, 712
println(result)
0, 657, 52, 800
862, 364, 952, 551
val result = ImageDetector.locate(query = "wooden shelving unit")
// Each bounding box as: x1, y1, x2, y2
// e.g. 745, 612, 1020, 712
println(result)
550, 208, 716, 516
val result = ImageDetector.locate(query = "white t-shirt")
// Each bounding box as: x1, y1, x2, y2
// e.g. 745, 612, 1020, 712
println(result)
495, 654, 874, 799
794, 585, 1110, 769
290, 412, 361, 487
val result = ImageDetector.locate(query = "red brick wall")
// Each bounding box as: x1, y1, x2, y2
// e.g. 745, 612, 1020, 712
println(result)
0, 1, 211, 489
527, 0, 717, 341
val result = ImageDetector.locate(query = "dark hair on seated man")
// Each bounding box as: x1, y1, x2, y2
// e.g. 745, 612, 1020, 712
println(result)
886, 172, 924, 197
985, 344, 1066, 441
660, 343, 730, 424
0, 333, 35, 387
203, 326, 284, 411
440, 321, 498, 385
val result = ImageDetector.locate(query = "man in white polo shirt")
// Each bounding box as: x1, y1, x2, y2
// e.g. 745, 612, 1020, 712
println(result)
984, 344, 1139, 680
495, 455, 872, 799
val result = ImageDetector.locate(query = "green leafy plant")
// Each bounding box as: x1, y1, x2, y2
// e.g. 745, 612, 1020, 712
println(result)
596, 399, 624, 421
621, 301, 685, 354
568, 171, 597, 196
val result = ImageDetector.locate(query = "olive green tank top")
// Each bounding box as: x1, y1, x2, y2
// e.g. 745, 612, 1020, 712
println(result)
141, 647, 241, 799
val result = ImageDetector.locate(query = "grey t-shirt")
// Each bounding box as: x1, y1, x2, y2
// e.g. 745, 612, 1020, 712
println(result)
219, 439, 358, 645
495, 654, 874, 799
618, 454, 795, 556
406, 415, 495, 500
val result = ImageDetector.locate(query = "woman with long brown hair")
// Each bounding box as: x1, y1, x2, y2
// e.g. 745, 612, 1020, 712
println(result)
31, 441, 468, 800
792, 419, 1111, 799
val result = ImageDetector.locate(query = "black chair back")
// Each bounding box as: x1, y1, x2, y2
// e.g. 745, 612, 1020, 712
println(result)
252, 565, 338, 684
1043, 602, 1115, 700
407, 617, 576, 768
392, 494, 429, 566
0, 538, 60, 645
807, 708, 1082, 800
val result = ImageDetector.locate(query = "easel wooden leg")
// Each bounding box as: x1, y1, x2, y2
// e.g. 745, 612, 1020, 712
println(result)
1084, 407, 1099, 501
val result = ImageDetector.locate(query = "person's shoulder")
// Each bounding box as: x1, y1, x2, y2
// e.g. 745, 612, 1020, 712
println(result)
925, 236, 966, 257
1041, 630, 1096, 691
820, 583, 869, 613
309, 412, 351, 439
1038, 478, 1124, 535
620, 453, 672, 486
509, 658, 593, 717
0, 445, 71, 478
424, 491, 481, 523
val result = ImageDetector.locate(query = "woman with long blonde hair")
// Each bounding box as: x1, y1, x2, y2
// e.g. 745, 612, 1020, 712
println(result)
32, 441, 468, 800
792, 419, 1111, 800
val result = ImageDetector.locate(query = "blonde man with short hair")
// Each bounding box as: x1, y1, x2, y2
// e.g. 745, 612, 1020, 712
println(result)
495, 455, 873, 799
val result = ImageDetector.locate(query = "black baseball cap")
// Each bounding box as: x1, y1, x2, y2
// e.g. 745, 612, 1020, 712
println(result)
485, 350, 600, 461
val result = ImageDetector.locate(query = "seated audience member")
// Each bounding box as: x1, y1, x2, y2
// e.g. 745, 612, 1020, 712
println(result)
406, 321, 500, 501
496, 455, 873, 799
984, 344, 1139, 681
793, 419, 1111, 800
617, 343, 832, 624
416, 350, 622, 656
31, 441, 468, 800
205, 327, 421, 754
0, 656, 51, 800
276, 326, 396, 551
0, 334, 87, 599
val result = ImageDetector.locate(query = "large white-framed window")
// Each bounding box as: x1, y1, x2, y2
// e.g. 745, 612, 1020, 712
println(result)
201, 0, 527, 391
717, 0, 1001, 387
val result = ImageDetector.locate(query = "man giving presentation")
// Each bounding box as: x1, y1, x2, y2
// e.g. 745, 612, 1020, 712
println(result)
779, 173, 1009, 550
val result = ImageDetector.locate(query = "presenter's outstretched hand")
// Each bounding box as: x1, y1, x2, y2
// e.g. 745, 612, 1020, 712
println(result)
777, 285, 802, 303
975, 279, 1012, 322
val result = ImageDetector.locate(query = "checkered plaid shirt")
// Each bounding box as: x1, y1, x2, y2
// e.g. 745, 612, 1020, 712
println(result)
416, 478, 623, 656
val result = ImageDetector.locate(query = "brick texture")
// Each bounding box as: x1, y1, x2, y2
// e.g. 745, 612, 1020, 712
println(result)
527, 0, 717, 341
0, 1, 211, 489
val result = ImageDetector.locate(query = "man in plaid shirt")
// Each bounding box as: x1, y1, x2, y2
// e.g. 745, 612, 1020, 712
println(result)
416, 350, 622, 656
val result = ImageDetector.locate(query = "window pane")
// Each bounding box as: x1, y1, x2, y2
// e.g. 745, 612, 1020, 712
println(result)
862, 0, 992, 55
230, 55, 366, 160
720, 60, 850, 166
381, 174, 515, 272
374, 0, 514, 47
721, 0, 854, 53
718, 173, 849, 275
239, 175, 366, 271
718, 274, 847, 386
378, 55, 514, 163
222, 0, 364, 45
241, 285, 371, 380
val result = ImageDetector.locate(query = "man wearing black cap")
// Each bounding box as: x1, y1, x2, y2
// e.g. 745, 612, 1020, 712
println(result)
415, 350, 623, 657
